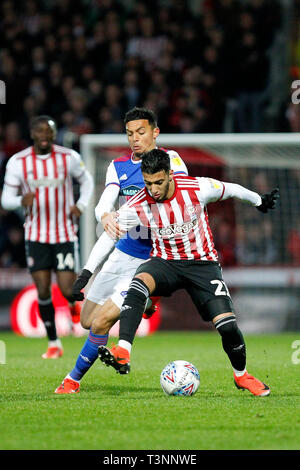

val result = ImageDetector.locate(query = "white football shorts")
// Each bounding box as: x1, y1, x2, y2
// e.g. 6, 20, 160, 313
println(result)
86, 247, 148, 309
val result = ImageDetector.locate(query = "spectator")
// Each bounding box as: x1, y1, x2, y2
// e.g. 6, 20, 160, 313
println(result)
104, 41, 125, 85
0, 196, 26, 268
2, 122, 27, 160
235, 29, 270, 132
236, 220, 278, 265
214, 218, 237, 266
287, 220, 300, 266
31, 46, 47, 78
286, 102, 300, 132
123, 69, 140, 110
126, 16, 167, 71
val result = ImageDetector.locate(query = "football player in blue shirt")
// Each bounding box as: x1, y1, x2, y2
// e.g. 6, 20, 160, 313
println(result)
55, 107, 188, 393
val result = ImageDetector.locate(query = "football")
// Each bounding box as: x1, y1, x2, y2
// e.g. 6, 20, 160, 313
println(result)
160, 360, 200, 396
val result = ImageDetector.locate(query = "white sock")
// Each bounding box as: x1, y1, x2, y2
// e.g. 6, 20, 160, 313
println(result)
233, 367, 247, 377
119, 340, 132, 353
49, 339, 62, 349
66, 374, 80, 383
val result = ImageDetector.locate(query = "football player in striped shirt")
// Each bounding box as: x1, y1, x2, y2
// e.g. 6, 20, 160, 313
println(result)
85, 149, 278, 397
1, 116, 94, 358
55, 107, 188, 394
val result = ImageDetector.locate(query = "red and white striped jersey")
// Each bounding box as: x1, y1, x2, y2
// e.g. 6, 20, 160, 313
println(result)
3, 144, 92, 244
116, 175, 261, 261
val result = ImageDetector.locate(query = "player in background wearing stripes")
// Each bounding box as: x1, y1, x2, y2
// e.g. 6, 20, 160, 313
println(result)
1, 116, 94, 358
85, 149, 278, 397
55, 107, 188, 394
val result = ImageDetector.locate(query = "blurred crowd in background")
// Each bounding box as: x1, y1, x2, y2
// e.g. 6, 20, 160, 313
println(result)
0, 0, 298, 268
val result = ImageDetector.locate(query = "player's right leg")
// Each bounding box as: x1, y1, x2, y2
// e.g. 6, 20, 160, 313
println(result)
213, 313, 270, 397
55, 248, 145, 393
185, 262, 270, 397
26, 240, 63, 358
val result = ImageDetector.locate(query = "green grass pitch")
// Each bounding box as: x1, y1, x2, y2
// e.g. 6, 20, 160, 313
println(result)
0, 330, 300, 450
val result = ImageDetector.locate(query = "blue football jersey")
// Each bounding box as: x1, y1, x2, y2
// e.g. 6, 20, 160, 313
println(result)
105, 150, 188, 259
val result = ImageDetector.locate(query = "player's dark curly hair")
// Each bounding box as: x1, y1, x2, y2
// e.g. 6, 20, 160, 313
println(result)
30, 115, 57, 130
141, 149, 170, 174
124, 107, 157, 128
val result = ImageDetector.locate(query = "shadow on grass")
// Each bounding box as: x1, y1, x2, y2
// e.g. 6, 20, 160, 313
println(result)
0, 385, 159, 403
83, 383, 159, 395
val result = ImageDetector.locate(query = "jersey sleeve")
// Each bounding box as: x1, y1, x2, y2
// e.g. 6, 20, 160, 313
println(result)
1, 157, 23, 210
68, 150, 94, 211
94, 183, 120, 222
198, 177, 262, 206
84, 231, 115, 273
105, 161, 120, 187
197, 177, 225, 204
3, 156, 22, 188
69, 150, 87, 179
168, 150, 188, 175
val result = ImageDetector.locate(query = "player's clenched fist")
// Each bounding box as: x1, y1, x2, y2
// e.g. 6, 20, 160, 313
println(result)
21, 192, 35, 208
70, 205, 82, 218
71, 269, 93, 301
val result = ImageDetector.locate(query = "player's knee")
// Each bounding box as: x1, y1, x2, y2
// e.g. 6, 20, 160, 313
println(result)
127, 277, 150, 301
80, 315, 91, 330
36, 284, 51, 300
135, 273, 155, 295
80, 303, 93, 329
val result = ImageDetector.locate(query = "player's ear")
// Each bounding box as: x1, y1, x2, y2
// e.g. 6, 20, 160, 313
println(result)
169, 169, 174, 180
153, 127, 160, 139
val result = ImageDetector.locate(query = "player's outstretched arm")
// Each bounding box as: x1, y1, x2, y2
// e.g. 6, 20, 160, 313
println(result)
209, 179, 280, 212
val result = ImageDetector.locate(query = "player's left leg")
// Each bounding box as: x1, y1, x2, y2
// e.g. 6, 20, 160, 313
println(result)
32, 269, 63, 358
98, 273, 154, 374
56, 299, 120, 393
98, 258, 179, 374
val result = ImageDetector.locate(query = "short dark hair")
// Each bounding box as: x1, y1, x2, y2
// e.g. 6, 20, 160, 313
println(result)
141, 149, 170, 174
30, 115, 57, 130
124, 107, 157, 128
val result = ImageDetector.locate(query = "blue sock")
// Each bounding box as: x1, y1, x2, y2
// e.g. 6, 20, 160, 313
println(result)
69, 331, 108, 382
